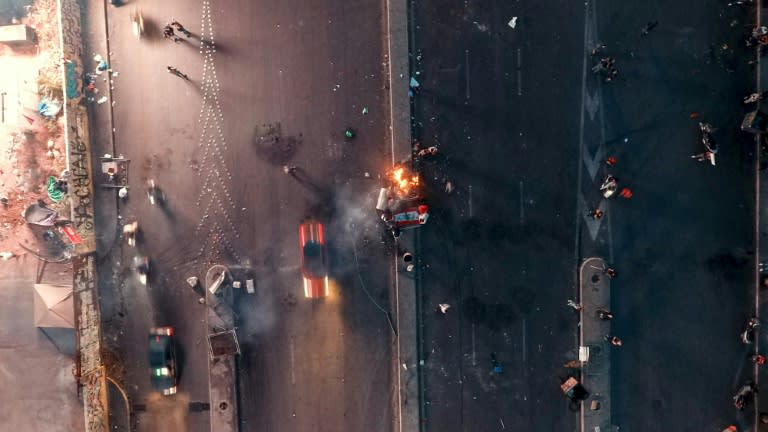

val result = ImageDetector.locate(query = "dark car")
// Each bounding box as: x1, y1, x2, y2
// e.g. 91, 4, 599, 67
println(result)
148, 326, 178, 396
299, 220, 329, 298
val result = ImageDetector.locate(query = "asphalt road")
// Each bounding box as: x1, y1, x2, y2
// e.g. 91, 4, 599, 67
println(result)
411, 0, 584, 430
90, 0, 396, 431
591, 0, 756, 429
412, 0, 755, 431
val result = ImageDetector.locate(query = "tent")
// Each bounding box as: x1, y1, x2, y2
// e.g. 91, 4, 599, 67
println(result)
33, 284, 74, 328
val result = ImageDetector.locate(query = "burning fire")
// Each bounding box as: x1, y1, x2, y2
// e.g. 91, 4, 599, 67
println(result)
391, 166, 420, 196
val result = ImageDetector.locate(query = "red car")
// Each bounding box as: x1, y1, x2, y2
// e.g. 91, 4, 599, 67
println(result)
299, 220, 329, 298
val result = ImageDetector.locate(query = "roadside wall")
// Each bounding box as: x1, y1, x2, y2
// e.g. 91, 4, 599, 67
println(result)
58, 0, 105, 430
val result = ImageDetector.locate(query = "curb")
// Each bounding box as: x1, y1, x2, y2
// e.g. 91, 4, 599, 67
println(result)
384, 0, 420, 431
204, 266, 238, 432
755, 1, 765, 431
578, 257, 612, 431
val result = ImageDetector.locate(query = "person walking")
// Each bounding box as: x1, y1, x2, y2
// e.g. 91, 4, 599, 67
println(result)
605, 335, 622, 346
590, 43, 606, 56
597, 309, 613, 320
567, 299, 583, 311
163, 24, 181, 43
589, 208, 604, 220
742, 317, 760, 344
170, 19, 192, 37
640, 21, 659, 36
619, 187, 633, 199
283, 165, 297, 175
605, 155, 617, 166
604, 267, 617, 279
490, 353, 503, 374
751, 354, 766, 365
167, 66, 189, 80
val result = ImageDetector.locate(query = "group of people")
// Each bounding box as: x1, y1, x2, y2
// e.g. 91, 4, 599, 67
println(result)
161, 20, 193, 80
588, 164, 632, 220
567, 266, 620, 346
162, 19, 192, 42
591, 55, 619, 82
732, 317, 768, 413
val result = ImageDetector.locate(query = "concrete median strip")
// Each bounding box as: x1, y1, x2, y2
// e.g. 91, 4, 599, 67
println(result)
578, 257, 613, 432
385, 0, 421, 431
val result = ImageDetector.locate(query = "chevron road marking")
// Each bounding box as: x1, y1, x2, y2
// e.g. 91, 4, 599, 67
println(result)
579, 193, 604, 241
585, 90, 599, 122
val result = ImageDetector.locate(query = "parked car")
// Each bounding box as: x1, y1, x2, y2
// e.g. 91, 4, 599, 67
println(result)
148, 326, 177, 396
299, 220, 329, 298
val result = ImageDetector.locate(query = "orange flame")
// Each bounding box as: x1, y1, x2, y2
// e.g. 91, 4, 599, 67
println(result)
391, 166, 420, 196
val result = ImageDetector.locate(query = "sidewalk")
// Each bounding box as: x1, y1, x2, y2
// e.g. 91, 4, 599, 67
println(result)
579, 257, 613, 431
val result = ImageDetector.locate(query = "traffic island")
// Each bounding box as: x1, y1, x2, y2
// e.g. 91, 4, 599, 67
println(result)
203, 265, 239, 432
578, 257, 613, 431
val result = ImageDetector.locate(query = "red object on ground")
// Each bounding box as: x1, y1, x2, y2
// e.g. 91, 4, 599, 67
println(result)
619, 188, 633, 199
756, 354, 766, 365
690, 112, 699, 119
22, 114, 35, 125
605, 156, 617, 166
61, 225, 82, 244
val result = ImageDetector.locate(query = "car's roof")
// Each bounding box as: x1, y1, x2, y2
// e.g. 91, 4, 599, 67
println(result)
302, 243, 325, 278
148, 334, 171, 367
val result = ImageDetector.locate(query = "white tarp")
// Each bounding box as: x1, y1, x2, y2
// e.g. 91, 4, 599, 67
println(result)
33, 284, 74, 328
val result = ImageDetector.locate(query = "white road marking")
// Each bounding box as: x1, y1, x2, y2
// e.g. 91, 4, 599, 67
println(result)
522, 318, 527, 364
575, 0, 594, 251
468, 184, 473, 217
290, 337, 296, 384
519, 181, 524, 224
465, 49, 471, 99
585, 90, 599, 122
471, 322, 476, 367
583, 144, 604, 180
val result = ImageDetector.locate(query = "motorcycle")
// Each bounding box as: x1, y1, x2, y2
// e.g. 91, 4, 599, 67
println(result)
130, 8, 144, 39
133, 255, 150, 285
733, 381, 756, 410
146, 179, 162, 206
600, 175, 618, 198
123, 221, 138, 246
693, 122, 718, 166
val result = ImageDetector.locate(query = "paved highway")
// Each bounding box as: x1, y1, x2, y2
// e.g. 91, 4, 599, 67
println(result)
411, 0, 755, 430
91, 0, 396, 431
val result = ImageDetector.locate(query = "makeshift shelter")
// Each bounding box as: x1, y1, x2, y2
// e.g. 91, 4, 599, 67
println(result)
33, 283, 74, 328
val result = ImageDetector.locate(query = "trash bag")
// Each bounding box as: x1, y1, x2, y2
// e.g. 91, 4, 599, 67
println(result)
38, 99, 62, 118
46, 176, 64, 203
24, 201, 59, 226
